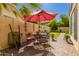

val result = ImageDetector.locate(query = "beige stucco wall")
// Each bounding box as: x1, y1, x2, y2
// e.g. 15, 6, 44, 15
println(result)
0, 16, 14, 49
0, 16, 50, 50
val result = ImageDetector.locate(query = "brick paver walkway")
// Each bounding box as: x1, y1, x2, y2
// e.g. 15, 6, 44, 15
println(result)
49, 33, 79, 56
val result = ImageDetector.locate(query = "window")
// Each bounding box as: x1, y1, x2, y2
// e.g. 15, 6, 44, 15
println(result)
74, 5, 77, 41
71, 11, 74, 38
71, 4, 77, 41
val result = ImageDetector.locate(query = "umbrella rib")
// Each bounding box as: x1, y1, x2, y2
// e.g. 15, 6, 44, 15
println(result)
46, 12, 56, 17
41, 13, 48, 20
28, 15, 35, 22
43, 11, 56, 17
37, 14, 41, 31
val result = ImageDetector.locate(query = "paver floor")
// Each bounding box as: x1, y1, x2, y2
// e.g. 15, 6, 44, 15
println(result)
49, 33, 79, 56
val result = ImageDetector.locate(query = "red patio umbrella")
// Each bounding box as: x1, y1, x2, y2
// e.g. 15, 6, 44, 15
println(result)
29, 10, 57, 22
24, 10, 57, 31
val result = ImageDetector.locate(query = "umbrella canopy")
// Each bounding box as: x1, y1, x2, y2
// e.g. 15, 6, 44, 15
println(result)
24, 10, 57, 22
23, 10, 57, 32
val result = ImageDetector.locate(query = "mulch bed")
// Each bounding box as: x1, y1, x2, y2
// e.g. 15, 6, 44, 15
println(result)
0, 45, 55, 56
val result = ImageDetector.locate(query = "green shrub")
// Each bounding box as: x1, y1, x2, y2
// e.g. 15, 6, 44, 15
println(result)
50, 33, 54, 40
65, 30, 69, 34
65, 34, 70, 40
51, 33, 54, 39
65, 34, 73, 45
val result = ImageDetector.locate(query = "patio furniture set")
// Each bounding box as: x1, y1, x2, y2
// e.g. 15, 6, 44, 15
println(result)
22, 29, 51, 50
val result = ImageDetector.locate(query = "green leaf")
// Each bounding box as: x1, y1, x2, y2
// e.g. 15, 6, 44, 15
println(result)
60, 14, 69, 27
27, 3, 41, 9
13, 10, 19, 17
2, 3, 9, 10
20, 6, 31, 16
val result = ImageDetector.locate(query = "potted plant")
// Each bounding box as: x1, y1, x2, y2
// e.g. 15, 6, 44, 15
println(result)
50, 33, 56, 41
65, 34, 73, 45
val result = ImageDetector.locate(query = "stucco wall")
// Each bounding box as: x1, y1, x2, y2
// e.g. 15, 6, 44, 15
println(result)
0, 16, 50, 50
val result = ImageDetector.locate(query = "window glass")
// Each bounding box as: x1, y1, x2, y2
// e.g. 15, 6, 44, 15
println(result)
71, 4, 77, 41
74, 5, 77, 41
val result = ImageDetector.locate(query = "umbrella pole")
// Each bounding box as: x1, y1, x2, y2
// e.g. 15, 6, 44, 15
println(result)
33, 23, 35, 32
18, 25, 21, 48
24, 22, 27, 32
38, 22, 40, 32
38, 14, 40, 32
